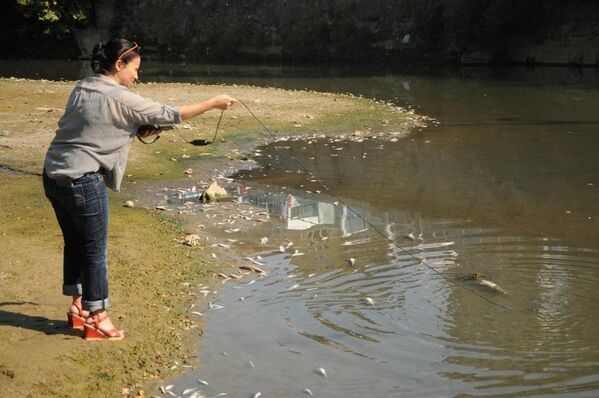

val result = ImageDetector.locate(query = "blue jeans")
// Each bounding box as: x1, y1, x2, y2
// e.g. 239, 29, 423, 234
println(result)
43, 170, 110, 312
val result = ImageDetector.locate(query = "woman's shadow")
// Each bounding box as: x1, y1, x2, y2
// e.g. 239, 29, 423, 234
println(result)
0, 301, 81, 337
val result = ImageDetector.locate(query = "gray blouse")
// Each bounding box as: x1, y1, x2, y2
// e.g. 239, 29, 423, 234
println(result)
44, 74, 181, 191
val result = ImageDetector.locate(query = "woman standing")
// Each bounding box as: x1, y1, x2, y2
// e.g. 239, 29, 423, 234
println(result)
43, 38, 237, 340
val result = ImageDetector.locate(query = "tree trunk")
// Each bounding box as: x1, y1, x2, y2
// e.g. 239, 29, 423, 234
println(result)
72, 0, 115, 58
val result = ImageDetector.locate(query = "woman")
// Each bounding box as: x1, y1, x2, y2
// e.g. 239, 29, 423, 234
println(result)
43, 39, 237, 341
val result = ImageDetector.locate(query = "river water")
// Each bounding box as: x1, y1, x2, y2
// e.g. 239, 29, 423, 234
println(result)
5, 62, 599, 396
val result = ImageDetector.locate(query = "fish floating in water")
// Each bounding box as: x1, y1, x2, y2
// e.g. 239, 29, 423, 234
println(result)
361, 297, 376, 306
478, 279, 508, 295
458, 273, 508, 295
315, 367, 327, 379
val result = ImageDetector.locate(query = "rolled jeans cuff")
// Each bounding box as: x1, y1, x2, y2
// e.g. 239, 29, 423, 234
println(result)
63, 283, 82, 296
84, 298, 110, 313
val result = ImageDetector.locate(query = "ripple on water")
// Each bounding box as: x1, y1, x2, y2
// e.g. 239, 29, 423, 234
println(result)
166, 203, 599, 397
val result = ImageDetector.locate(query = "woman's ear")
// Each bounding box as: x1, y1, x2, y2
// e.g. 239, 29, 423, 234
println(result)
114, 60, 124, 72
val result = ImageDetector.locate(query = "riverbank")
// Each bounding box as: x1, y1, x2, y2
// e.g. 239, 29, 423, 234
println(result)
0, 78, 424, 397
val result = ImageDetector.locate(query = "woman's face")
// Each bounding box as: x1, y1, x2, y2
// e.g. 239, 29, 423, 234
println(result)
114, 56, 140, 88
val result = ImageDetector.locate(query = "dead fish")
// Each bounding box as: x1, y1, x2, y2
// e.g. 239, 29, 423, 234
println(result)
315, 367, 327, 379
197, 379, 209, 386
361, 297, 375, 306
479, 279, 508, 295
292, 250, 304, 257
191, 311, 203, 316
246, 257, 266, 266
183, 388, 196, 395
279, 245, 286, 252
406, 233, 416, 241
252, 393, 262, 398
260, 237, 269, 245
248, 360, 255, 368
303, 388, 314, 396
346, 258, 356, 266
239, 264, 267, 275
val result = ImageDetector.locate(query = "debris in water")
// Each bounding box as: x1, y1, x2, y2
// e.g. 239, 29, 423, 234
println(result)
315, 367, 327, 379
347, 258, 356, 266
184, 168, 193, 175
248, 360, 255, 368
279, 245, 286, 253
124, 200, 134, 208
184, 234, 202, 246
156, 205, 167, 211
406, 233, 416, 241
260, 237, 269, 245
203, 181, 228, 201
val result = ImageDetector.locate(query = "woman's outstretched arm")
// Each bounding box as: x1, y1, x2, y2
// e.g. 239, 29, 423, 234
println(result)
180, 94, 238, 120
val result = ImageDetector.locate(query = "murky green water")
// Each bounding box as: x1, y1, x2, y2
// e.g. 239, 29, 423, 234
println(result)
6, 61, 599, 396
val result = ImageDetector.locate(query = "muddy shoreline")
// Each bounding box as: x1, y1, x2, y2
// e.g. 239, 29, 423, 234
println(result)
0, 78, 423, 397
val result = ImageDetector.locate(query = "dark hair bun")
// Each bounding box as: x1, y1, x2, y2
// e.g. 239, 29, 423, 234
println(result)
89, 39, 139, 75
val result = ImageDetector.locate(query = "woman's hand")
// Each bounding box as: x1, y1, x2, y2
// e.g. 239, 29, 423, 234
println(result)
180, 95, 238, 120
209, 95, 238, 110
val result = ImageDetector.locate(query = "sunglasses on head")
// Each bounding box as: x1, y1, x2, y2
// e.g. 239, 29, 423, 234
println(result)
117, 42, 139, 62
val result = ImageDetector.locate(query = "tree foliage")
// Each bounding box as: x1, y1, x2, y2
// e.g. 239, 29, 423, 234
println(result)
16, 0, 93, 28
5, 0, 597, 63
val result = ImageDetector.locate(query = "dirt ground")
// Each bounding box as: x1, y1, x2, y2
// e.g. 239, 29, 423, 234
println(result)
0, 78, 423, 397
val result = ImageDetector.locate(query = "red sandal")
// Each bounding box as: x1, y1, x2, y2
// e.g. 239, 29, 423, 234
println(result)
67, 302, 89, 330
84, 313, 125, 341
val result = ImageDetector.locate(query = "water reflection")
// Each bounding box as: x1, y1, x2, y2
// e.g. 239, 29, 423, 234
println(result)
161, 168, 599, 396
